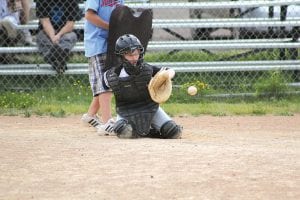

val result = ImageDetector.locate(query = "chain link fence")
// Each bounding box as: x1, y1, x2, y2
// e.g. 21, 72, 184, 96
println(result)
0, 0, 300, 104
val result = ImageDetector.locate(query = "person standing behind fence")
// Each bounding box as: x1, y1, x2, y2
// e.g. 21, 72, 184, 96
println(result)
81, 0, 124, 135
0, 0, 30, 63
36, 0, 80, 74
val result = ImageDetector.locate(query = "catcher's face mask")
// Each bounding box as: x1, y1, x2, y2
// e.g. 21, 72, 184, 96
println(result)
122, 49, 144, 75
123, 49, 141, 67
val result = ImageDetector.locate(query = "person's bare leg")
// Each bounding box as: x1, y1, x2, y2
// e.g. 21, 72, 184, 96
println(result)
87, 96, 100, 116
98, 92, 113, 123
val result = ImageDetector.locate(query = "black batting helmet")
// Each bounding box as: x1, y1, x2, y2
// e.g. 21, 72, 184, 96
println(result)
115, 34, 144, 56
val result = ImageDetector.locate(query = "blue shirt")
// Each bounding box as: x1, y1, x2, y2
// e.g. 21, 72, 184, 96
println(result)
84, 0, 124, 57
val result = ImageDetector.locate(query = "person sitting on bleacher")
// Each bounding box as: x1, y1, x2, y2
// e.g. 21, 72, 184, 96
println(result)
36, 0, 80, 74
0, 0, 31, 63
19, 0, 34, 46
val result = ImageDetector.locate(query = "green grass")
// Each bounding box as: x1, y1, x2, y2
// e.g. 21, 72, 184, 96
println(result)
160, 97, 300, 117
1, 69, 300, 117
1, 94, 300, 117
144, 49, 299, 62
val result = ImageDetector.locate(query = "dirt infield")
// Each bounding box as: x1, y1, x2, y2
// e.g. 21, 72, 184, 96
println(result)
0, 115, 299, 200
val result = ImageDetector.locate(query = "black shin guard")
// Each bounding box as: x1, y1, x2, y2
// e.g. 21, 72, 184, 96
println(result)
113, 119, 134, 139
160, 120, 182, 139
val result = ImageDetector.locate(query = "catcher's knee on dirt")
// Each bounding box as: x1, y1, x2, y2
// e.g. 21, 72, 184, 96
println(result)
160, 120, 182, 139
113, 119, 134, 139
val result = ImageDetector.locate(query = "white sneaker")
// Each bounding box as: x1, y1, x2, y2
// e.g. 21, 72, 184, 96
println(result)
97, 118, 115, 136
23, 30, 36, 46
81, 113, 101, 129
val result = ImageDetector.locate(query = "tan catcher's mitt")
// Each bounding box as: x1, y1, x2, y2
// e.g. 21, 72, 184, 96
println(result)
148, 69, 172, 104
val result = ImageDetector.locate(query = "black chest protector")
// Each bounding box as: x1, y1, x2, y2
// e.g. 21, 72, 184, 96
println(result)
107, 63, 157, 110
106, 63, 159, 137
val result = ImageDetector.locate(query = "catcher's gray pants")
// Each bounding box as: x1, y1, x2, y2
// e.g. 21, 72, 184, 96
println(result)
36, 30, 77, 59
117, 107, 171, 131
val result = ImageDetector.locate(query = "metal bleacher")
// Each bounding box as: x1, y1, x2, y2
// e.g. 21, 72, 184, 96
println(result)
0, 0, 300, 75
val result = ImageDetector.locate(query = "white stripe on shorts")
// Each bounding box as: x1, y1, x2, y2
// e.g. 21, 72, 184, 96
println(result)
88, 54, 111, 96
